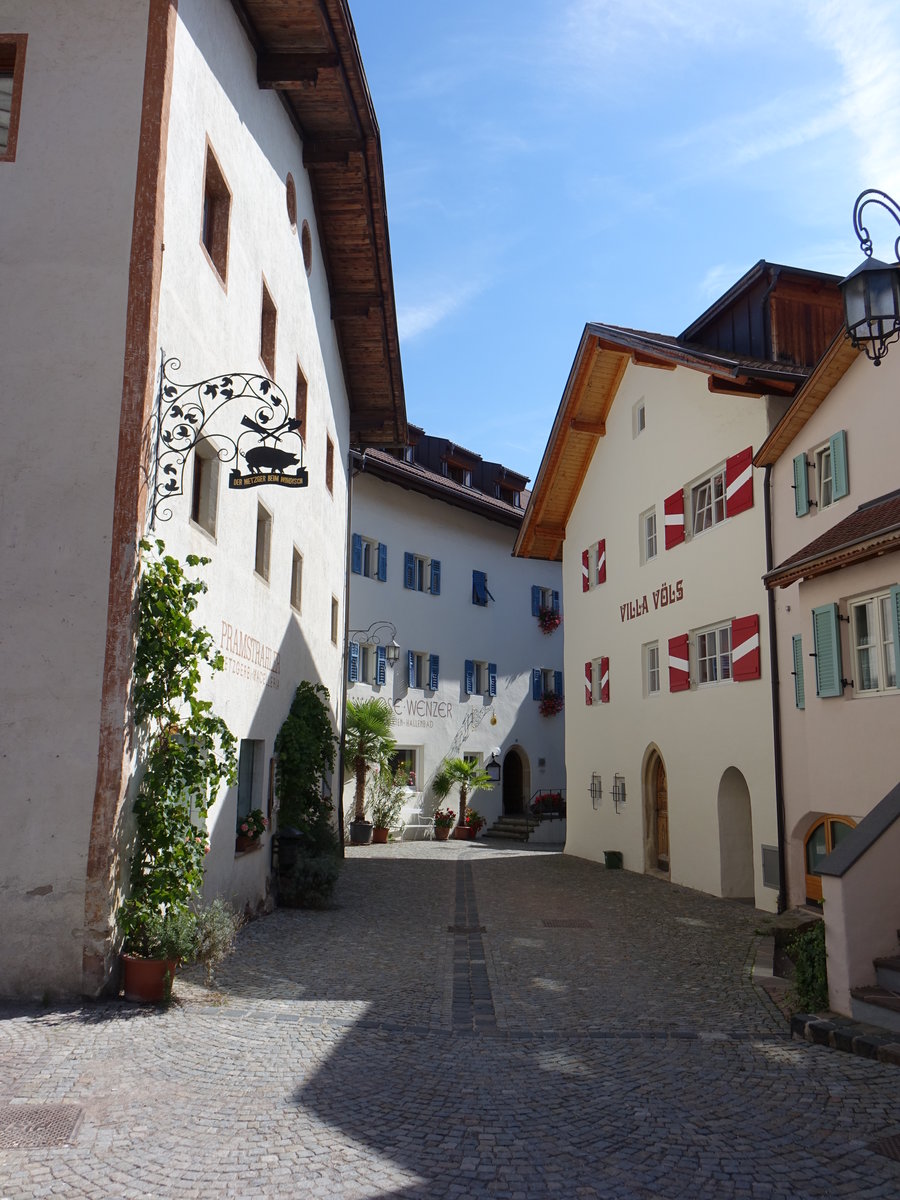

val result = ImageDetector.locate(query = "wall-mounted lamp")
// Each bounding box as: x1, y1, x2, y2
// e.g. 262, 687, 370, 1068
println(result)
348, 620, 400, 664
485, 747, 502, 784
590, 773, 603, 810
840, 189, 900, 365
612, 774, 626, 813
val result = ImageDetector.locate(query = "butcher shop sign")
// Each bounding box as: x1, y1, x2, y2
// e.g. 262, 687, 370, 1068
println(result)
149, 352, 308, 526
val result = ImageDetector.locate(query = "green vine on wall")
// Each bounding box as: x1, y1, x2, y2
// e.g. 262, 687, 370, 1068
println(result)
274, 681, 337, 852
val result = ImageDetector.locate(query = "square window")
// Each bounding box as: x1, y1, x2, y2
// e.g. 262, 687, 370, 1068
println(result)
0, 35, 27, 162
644, 642, 660, 696
236, 738, 264, 823
190, 442, 219, 537
290, 547, 302, 612
254, 502, 272, 581
696, 623, 732, 685
851, 592, 896, 693
201, 142, 231, 283
260, 280, 277, 376
690, 467, 726, 535
640, 508, 657, 564
389, 748, 418, 789
325, 435, 334, 494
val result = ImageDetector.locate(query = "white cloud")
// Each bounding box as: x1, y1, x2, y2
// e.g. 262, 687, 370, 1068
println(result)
397, 278, 487, 341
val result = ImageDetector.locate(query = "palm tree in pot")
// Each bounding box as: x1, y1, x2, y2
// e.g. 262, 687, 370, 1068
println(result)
432, 756, 494, 838
344, 697, 396, 844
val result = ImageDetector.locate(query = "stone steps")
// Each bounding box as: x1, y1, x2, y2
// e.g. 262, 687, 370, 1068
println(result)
482, 816, 540, 842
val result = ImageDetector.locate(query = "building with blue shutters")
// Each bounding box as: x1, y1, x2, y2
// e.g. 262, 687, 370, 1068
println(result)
345, 428, 565, 834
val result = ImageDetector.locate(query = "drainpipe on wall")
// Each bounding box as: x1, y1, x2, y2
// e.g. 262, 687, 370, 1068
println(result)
764, 463, 788, 913
336, 448, 368, 855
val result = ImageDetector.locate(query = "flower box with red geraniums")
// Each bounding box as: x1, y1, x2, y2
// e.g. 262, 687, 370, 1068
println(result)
537, 606, 561, 635
236, 808, 267, 850
538, 691, 564, 717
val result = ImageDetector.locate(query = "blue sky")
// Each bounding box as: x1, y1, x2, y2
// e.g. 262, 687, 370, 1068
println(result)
351, 1, 900, 484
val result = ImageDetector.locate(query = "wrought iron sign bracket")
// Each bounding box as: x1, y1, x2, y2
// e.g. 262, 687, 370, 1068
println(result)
149, 352, 308, 528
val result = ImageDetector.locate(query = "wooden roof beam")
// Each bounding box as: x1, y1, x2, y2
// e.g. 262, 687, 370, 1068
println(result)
303, 139, 365, 167
535, 523, 566, 541
707, 375, 796, 398
331, 294, 384, 319
631, 350, 676, 370
257, 52, 341, 88
569, 418, 606, 435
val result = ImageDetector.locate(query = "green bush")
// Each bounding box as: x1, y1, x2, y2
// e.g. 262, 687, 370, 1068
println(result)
193, 900, 242, 986
278, 850, 341, 909
789, 921, 828, 1012
127, 907, 198, 961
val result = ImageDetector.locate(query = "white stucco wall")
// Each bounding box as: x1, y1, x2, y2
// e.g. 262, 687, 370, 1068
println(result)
769, 349, 900, 909
563, 362, 780, 910
151, 0, 352, 913
346, 468, 565, 829
0, 1, 149, 995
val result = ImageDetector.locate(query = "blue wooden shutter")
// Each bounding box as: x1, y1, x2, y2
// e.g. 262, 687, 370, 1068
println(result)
793, 454, 809, 517
891, 585, 900, 685
812, 603, 843, 697
429, 654, 440, 690
532, 585, 541, 616
407, 649, 415, 688
465, 659, 475, 694
473, 570, 487, 605
351, 533, 362, 574
377, 542, 387, 581
404, 552, 415, 589
830, 430, 849, 500
430, 559, 441, 595
532, 668, 543, 700
791, 634, 805, 710
554, 669, 563, 697
551, 590, 560, 615
376, 645, 386, 686
488, 662, 497, 696
348, 641, 360, 682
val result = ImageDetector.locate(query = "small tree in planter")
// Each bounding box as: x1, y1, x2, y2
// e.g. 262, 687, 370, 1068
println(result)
432, 756, 495, 834
367, 761, 408, 841
119, 541, 237, 1000
344, 698, 396, 841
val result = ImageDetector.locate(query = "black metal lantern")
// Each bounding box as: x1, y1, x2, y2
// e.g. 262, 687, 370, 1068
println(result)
485, 749, 502, 784
840, 189, 900, 365
386, 638, 401, 666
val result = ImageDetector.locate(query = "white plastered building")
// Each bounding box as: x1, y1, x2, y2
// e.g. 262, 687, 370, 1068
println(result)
0, 0, 404, 997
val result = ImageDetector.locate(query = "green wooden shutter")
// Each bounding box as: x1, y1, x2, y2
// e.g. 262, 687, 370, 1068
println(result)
793, 454, 809, 517
830, 430, 849, 500
812, 603, 843, 697
791, 634, 805, 710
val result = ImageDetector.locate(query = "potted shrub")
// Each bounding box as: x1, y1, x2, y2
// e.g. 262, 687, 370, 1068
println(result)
432, 807, 457, 841
433, 756, 495, 839
465, 808, 486, 837
192, 899, 243, 988
368, 761, 407, 843
236, 808, 267, 852
119, 540, 237, 1003
344, 697, 396, 845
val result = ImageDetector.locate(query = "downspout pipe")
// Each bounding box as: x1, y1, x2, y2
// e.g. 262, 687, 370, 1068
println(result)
764, 463, 788, 913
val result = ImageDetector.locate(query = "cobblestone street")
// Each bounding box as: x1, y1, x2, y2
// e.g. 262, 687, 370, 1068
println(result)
2, 842, 899, 1199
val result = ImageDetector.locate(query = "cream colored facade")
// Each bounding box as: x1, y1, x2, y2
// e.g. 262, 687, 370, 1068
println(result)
563, 362, 781, 910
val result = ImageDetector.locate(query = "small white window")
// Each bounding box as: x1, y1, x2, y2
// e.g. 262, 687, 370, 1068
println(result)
290, 547, 302, 611
850, 593, 897, 694
644, 642, 660, 696
696, 622, 732, 685
411, 651, 428, 689
815, 443, 834, 510
254, 502, 272, 581
190, 442, 219, 537
640, 507, 657, 564
690, 466, 726, 535
633, 398, 646, 438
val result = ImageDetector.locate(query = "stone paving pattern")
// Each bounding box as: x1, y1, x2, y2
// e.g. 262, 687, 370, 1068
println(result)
1, 840, 899, 1198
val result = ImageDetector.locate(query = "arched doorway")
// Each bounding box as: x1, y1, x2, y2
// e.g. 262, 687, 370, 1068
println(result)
642, 748, 669, 875
717, 767, 754, 902
804, 815, 856, 904
502, 747, 529, 814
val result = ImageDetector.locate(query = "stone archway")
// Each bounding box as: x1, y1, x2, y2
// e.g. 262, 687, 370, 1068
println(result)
642, 746, 669, 876
717, 767, 754, 902
502, 746, 530, 815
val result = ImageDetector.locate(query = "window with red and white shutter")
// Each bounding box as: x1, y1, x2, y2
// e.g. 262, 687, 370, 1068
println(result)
664, 489, 685, 549
582, 548, 590, 592
599, 656, 610, 703
585, 660, 593, 705
668, 633, 690, 691
596, 539, 606, 585
725, 447, 753, 517
731, 614, 761, 681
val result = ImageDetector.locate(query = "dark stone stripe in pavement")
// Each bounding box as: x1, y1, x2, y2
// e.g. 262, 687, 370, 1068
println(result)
452, 861, 497, 1032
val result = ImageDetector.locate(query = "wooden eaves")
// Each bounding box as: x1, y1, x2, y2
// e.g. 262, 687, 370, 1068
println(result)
234, 0, 406, 447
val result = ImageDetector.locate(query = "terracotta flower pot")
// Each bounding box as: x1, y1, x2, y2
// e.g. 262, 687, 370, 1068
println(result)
433, 825, 451, 841
235, 834, 260, 852
372, 827, 389, 844
452, 826, 474, 841
122, 954, 178, 1004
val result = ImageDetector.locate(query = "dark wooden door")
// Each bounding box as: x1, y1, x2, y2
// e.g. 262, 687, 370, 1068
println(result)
656, 760, 669, 870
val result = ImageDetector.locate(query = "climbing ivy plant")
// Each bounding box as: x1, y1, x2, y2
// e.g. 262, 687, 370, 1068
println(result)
274, 680, 337, 851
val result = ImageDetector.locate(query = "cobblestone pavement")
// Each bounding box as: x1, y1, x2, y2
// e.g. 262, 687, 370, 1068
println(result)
2, 841, 899, 1199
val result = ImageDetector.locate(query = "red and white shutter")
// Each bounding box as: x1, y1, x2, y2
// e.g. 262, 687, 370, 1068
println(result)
582, 548, 590, 592
731, 614, 761, 681
664, 489, 685, 549
585, 660, 594, 705
725, 447, 753, 518
599, 656, 610, 703
668, 633, 690, 692
596, 539, 606, 585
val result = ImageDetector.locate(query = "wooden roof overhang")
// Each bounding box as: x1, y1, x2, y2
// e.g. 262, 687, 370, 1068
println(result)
764, 526, 900, 589
514, 324, 808, 561
234, 0, 405, 446
359, 450, 524, 529
754, 334, 860, 468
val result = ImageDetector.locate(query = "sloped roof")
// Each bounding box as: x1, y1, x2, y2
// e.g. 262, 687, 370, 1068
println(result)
237, 0, 405, 446
764, 490, 900, 588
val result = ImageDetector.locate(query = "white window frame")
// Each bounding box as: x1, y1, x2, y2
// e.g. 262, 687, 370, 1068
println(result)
411, 651, 428, 690
390, 747, 419, 790
815, 442, 834, 510
640, 507, 657, 564
413, 554, 430, 592
643, 641, 660, 696
358, 642, 375, 686
190, 440, 219, 538
689, 465, 726, 536
361, 536, 377, 580
850, 592, 897, 695
541, 667, 556, 696
695, 621, 732, 685
537, 585, 555, 611
254, 501, 272, 581
290, 547, 303, 612
633, 398, 646, 438
473, 660, 489, 696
